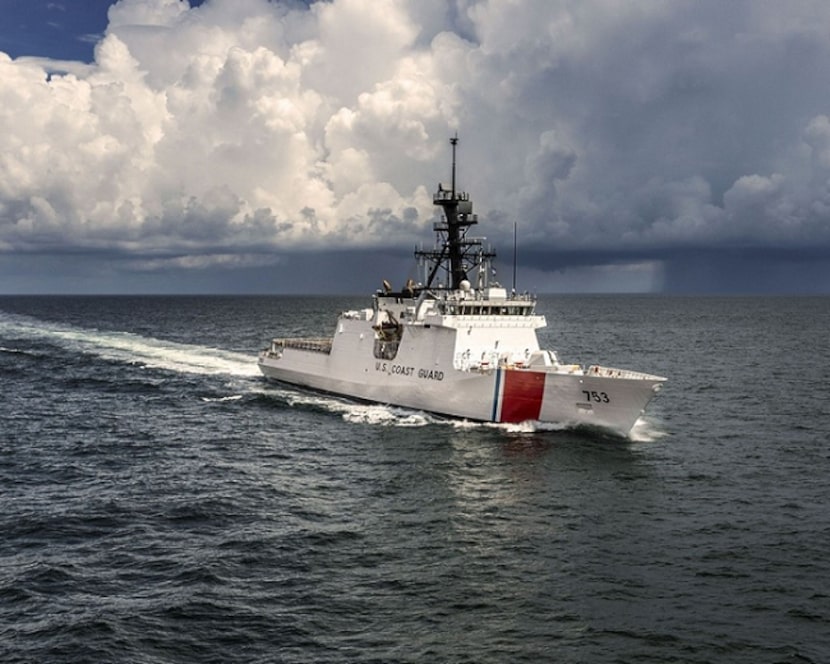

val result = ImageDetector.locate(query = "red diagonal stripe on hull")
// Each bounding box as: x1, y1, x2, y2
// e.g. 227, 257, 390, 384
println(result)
500, 370, 546, 423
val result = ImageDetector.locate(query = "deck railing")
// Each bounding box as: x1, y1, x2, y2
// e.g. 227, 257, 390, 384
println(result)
274, 337, 333, 354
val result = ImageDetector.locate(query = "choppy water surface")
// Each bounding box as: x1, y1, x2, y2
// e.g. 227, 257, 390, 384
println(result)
1, 295, 828, 663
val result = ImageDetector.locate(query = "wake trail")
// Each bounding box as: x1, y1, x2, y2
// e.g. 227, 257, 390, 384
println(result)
0, 311, 260, 378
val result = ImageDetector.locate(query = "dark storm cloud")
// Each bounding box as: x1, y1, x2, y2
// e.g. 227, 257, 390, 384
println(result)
3, 0, 830, 292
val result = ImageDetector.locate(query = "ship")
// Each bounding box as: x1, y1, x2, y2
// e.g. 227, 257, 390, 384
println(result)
258, 136, 666, 437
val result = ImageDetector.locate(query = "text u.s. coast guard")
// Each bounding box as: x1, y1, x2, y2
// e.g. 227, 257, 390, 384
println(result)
375, 362, 444, 381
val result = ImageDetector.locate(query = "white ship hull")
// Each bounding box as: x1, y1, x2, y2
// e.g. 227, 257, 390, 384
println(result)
258, 299, 664, 437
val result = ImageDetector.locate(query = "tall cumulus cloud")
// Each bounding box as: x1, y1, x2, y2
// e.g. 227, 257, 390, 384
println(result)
3, 0, 830, 288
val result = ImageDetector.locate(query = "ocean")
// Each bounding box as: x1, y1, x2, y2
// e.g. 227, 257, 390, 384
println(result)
1, 294, 828, 663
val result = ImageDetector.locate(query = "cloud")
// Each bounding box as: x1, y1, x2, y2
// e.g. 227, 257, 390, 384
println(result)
3, 0, 830, 293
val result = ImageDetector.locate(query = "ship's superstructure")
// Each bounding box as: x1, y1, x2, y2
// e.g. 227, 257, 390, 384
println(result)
258, 137, 665, 436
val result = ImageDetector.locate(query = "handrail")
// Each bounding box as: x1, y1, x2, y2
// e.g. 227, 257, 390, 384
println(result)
273, 337, 333, 354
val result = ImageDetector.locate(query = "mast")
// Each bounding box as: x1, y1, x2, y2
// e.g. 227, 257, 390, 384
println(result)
444, 135, 466, 289
418, 135, 494, 290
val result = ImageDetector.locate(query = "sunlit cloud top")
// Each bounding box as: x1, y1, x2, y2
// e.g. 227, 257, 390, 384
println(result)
3, 0, 830, 292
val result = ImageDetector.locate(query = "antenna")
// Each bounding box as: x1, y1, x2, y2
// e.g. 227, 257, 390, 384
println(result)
512, 221, 517, 292
450, 133, 458, 197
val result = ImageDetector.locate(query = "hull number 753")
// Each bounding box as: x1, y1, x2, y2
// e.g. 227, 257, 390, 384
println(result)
583, 390, 610, 403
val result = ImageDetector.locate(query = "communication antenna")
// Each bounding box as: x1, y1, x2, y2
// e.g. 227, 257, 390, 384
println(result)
512, 221, 518, 292
450, 133, 458, 196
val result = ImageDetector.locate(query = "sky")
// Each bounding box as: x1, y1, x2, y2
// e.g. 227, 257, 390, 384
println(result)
2, 0, 830, 294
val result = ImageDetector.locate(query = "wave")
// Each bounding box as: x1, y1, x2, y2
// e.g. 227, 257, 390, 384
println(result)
338, 405, 438, 427
629, 416, 669, 443
200, 394, 245, 403
0, 345, 36, 356
488, 416, 668, 441
250, 384, 441, 427
0, 311, 260, 378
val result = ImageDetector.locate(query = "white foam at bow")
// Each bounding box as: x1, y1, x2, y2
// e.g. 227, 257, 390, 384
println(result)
629, 416, 668, 443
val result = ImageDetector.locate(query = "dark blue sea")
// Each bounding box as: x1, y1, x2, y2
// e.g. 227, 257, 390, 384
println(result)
1, 295, 828, 663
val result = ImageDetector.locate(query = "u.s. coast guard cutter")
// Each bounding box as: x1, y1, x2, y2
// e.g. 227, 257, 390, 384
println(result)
259, 137, 665, 436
